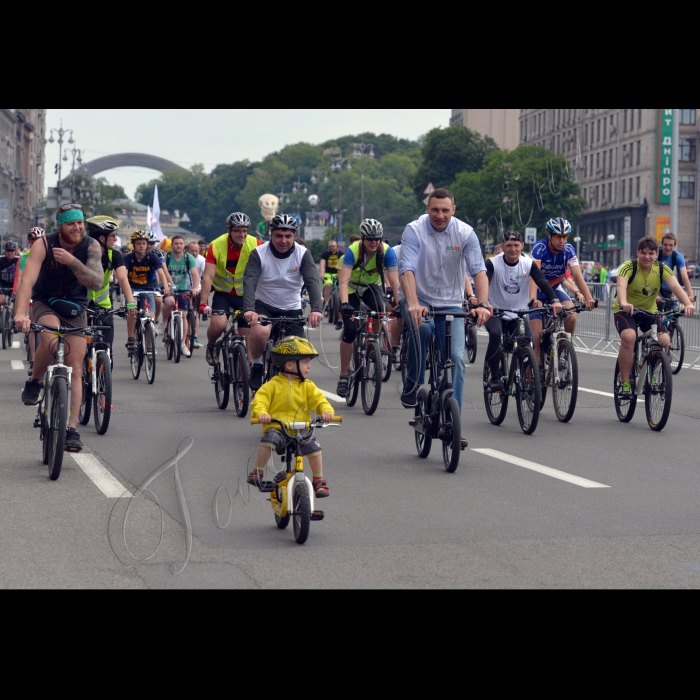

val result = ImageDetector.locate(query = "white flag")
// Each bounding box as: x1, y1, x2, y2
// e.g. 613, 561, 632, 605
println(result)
151, 186, 165, 242
147, 205, 153, 229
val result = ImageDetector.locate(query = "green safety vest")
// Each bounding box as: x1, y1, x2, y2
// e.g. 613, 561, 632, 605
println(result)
348, 240, 389, 294
88, 248, 113, 309
211, 232, 258, 296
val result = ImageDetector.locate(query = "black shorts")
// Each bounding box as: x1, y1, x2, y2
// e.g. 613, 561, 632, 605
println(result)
212, 292, 249, 328
341, 285, 384, 344
254, 300, 305, 338
614, 311, 662, 336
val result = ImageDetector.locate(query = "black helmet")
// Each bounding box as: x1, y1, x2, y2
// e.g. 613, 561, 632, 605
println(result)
86, 216, 119, 240
226, 212, 251, 229
270, 214, 299, 233
4, 240, 18, 251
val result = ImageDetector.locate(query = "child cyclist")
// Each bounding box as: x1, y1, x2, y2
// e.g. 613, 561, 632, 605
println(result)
249, 337, 333, 498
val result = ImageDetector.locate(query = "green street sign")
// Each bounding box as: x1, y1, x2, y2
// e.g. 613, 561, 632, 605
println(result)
656, 109, 674, 204
596, 240, 623, 250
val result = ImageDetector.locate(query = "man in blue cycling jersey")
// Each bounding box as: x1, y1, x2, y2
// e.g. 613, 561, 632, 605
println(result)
529, 217, 596, 359
657, 232, 696, 313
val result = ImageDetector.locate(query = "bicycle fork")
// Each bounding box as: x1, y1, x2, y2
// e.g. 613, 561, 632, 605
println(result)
269, 456, 317, 518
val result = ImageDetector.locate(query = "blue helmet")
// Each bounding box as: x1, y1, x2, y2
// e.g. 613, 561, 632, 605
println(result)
546, 217, 572, 237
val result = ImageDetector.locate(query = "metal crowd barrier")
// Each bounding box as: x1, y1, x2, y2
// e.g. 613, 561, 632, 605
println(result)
572, 282, 700, 369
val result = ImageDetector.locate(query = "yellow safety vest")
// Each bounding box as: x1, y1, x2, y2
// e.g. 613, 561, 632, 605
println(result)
211, 233, 258, 296
348, 241, 389, 294
88, 248, 113, 309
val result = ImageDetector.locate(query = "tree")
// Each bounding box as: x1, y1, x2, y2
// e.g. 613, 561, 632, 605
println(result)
413, 126, 498, 201
450, 145, 586, 243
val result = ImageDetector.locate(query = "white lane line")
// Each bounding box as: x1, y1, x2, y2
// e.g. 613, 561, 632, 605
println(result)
320, 389, 345, 403
579, 387, 644, 401
12, 341, 20, 349
11, 360, 25, 370
472, 448, 610, 489
69, 453, 132, 498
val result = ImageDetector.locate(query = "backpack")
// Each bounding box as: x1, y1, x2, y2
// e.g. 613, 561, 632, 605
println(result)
627, 259, 661, 286
658, 248, 680, 282
166, 252, 193, 284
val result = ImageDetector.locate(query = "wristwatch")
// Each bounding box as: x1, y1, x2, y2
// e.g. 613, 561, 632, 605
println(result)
477, 302, 490, 309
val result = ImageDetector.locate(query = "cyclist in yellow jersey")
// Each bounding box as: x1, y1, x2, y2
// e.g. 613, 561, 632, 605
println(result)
614, 236, 694, 396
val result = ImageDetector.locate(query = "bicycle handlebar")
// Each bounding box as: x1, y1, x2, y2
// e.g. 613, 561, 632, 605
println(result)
491, 307, 541, 318
257, 317, 308, 327
250, 416, 343, 425
30, 323, 111, 334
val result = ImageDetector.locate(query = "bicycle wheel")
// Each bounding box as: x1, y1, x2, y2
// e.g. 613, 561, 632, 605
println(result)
552, 339, 578, 423
441, 396, 461, 473
292, 481, 311, 544
380, 328, 392, 382
165, 328, 174, 361
187, 311, 196, 355
144, 322, 156, 384
346, 347, 360, 407
93, 352, 113, 435
538, 349, 549, 410
483, 354, 508, 425
214, 342, 230, 409
400, 335, 408, 387
41, 401, 49, 466
515, 345, 541, 435
78, 354, 92, 426
1, 307, 10, 349
414, 387, 432, 457
46, 375, 68, 480
130, 326, 143, 380
466, 323, 477, 364
613, 359, 637, 422
262, 340, 277, 386
231, 343, 249, 417
173, 315, 182, 363
645, 350, 672, 431
361, 341, 382, 415
667, 323, 685, 375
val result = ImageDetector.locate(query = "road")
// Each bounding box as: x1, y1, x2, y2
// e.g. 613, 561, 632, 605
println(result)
2, 316, 700, 589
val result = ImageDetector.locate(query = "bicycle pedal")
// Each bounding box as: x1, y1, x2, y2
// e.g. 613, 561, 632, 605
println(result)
257, 481, 275, 493
311, 510, 325, 521
408, 419, 418, 427
33, 416, 41, 428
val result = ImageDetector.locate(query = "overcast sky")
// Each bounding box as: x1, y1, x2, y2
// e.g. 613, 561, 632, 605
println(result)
45, 109, 450, 199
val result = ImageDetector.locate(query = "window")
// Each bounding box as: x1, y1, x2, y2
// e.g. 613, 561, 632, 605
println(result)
629, 178, 633, 201
679, 109, 696, 125
680, 138, 696, 162
624, 109, 628, 132
637, 140, 641, 165
638, 109, 642, 128
622, 179, 626, 203
584, 187, 587, 202
595, 185, 599, 205
603, 150, 606, 173
636, 176, 640, 198
608, 183, 612, 202
596, 152, 600, 174
610, 148, 614, 175
679, 174, 695, 198
597, 120, 601, 142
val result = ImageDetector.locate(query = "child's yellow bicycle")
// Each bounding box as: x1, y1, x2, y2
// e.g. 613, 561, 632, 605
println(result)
250, 415, 342, 544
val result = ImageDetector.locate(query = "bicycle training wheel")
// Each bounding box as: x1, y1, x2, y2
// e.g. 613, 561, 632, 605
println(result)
130, 329, 143, 380
144, 323, 156, 384
466, 323, 477, 364
515, 346, 541, 435
231, 343, 249, 417
380, 329, 392, 382
214, 343, 230, 409
78, 355, 92, 426
414, 387, 432, 458
292, 482, 311, 544
552, 339, 578, 423
47, 375, 68, 480
645, 351, 672, 431
361, 341, 382, 415
613, 359, 637, 422
441, 396, 461, 473
173, 316, 182, 364
667, 323, 684, 375
483, 355, 508, 425
93, 352, 113, 435
346, 348, 360, 407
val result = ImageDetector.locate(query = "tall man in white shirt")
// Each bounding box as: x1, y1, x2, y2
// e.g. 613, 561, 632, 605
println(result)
187, 240, 206, 348
399, 189, 491, 420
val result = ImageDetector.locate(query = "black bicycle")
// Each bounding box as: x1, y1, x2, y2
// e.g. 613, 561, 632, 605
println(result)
345, 307, 383, 415
210, 309, 250, 417
259, 316, 309, 388
464, 305, 478, 364
614, 308, 673, 431
1, 287, 14, 349
410, 310, 469, 472
483, 309, 542, 435
661, 301, 685, 374
128, 292, 157, 384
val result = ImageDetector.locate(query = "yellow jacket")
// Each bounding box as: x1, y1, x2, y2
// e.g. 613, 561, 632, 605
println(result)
251, 374, 333, 434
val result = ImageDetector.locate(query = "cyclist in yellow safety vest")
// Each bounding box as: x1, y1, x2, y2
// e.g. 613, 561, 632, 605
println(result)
199, 212, 261, 366
86, 216, 137, 357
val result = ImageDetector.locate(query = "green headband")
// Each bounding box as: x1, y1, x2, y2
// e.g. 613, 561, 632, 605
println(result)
57, 208, 85, 225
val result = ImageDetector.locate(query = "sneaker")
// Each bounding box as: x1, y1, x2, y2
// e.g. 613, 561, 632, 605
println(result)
193, 338, 203, 349
401, 381, 418, 408
247, 468, 265, 487
180, 344, 191, 358
125, 338, 136, 351
313, 479, 329, 498
336, 375, 349, 397
65, 427, 83, 453
619, 381, 632, 398
205, 344, 216, 366
334, 320, 343, 331
489, 379, 504, 393
22, 378, 42, 406
460, 438, 469, 451
250, 364, 265, 391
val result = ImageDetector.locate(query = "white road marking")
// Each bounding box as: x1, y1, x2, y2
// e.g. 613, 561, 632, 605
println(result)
472, 448, 610, 489
579, 386, 644, 401
12, 341, 20, 349
11, 360, 25, 370
69, 453, 132, 498
320, 389, 345, 403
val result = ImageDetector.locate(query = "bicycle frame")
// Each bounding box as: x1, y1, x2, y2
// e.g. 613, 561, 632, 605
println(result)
633, 325, 665, 395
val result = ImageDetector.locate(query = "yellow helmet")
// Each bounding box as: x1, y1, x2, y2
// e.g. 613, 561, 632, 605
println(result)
130, 230, 149, 244
271, 336, 319, 370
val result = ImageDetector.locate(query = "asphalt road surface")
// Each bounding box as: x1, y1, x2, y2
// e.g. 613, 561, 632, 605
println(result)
2, 315, 700, 589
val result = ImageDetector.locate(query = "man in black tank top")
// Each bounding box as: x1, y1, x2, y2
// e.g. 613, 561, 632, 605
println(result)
14, 203, 104, 453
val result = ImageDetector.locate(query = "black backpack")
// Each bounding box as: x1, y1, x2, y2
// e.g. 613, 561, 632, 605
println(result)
627, 259, 662, 286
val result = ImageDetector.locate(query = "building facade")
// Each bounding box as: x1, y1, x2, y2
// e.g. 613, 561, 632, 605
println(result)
0, 109, 46, 245
450, 109, 520, 150
519, 109, 700, 268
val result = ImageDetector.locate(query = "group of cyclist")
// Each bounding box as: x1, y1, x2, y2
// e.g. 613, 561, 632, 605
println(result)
4, 186, 697, 480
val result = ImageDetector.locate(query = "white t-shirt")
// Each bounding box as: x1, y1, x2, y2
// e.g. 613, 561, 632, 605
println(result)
488, 253, 535, 321
188, 253, 206, 291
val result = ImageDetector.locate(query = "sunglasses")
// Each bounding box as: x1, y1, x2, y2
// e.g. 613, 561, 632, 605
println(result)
551, 233, 569, 239
503, 234, 523, 243
58, 203, 83, 212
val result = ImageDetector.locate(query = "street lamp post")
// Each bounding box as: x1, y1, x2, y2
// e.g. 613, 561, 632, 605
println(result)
291, 178, 308, 217
330, 156, 352, 236
68, 146, 83, 202
352, 142, 374, 223
47, 121, 74, 194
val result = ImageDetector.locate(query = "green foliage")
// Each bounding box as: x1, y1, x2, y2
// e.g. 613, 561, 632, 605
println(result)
450, 145, 586, 242
413, 126, 498, 200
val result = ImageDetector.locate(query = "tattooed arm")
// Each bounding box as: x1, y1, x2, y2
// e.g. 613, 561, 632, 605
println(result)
53, 238, 104, 290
